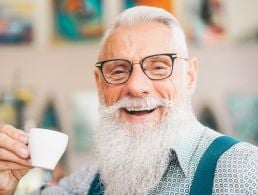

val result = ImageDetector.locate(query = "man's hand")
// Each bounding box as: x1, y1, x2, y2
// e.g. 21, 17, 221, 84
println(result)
0, 125, 32, 195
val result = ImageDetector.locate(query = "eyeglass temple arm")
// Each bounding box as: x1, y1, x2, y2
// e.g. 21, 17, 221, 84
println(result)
95, 62, 101, 67
174, 54, 188, 61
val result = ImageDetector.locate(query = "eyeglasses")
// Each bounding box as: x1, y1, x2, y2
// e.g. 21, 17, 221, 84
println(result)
95, 53, 188, 85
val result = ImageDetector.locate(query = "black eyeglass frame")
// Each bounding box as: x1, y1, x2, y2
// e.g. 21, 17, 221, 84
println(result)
95, 53, 188, 85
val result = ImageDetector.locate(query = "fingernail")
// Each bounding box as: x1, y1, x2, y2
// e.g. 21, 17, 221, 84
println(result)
20, 148, 29, 157
19, 135, 28, 143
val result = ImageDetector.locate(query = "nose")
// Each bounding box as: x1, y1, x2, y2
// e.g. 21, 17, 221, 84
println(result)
125, 64, 153, 97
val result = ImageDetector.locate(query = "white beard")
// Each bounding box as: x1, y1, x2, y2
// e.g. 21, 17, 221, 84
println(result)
94, 96, 197, 195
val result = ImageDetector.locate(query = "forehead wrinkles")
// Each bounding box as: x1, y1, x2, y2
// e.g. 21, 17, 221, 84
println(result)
99, 28, 135, 61
98, 22, 186, 61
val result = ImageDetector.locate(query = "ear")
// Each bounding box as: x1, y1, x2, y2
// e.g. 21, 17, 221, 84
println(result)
94, 68, 105, 104
186, 57, 199, 94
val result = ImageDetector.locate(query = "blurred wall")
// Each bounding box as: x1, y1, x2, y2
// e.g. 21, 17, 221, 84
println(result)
191, 44, 258, 135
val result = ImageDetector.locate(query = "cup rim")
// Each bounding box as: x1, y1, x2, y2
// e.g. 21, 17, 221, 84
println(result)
29, 128, 68, 138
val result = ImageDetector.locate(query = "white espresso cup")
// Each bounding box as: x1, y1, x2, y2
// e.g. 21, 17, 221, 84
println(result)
28, 128, 69, 170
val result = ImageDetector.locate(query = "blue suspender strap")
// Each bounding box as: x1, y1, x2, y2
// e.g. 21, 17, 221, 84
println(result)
189, 136, 239, 195
88, 172, 105, 195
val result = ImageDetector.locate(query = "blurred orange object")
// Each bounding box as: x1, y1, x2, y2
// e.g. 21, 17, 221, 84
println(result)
64, 0, 83, 12
137, 0, 174, 13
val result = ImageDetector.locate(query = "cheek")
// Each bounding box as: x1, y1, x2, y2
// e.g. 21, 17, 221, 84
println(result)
154, 76, 184, 101
102, 85, 124, 106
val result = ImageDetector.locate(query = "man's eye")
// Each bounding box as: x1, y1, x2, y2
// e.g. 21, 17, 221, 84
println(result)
150, 63, 168, 70
110, 66, 128, 75
154, 65, 166, 70
112, 69, 126, 75
145, 62, 170, 76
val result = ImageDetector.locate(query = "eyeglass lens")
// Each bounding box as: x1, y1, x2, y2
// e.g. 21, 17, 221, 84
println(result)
102, 54, 173, 84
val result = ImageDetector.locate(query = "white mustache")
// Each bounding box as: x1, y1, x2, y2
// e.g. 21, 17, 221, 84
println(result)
100, 96, 174, 114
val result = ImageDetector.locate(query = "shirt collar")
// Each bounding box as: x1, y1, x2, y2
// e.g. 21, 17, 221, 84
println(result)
170, 121, 205, 176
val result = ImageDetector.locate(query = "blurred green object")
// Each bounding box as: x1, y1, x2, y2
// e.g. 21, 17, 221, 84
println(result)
39, 99, 61, 130
199, 105, 219, 131
57, 13, 78, 38
125, 0, 136, 9
228, 95, 258, 145
54, 0, 103, 41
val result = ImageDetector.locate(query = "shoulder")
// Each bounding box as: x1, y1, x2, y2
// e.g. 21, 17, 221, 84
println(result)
213, 141, 257, 194
231, 141, 257, 155
219, 141, 257, 165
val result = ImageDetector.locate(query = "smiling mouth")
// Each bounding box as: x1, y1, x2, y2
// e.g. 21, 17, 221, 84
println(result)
122, 107, 157, 116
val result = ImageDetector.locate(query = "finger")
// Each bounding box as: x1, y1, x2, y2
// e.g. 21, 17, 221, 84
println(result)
12, 169, 31, 183
0, 161, 32, 171
0, 148, 31, 166
0, 125, 28, 145
0, 133, 29, 159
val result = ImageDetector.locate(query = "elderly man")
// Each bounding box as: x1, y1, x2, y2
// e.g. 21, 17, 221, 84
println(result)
0, 6, 257, 195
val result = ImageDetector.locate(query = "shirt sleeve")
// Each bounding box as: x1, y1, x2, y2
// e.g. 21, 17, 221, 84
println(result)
30, 164, 98, 195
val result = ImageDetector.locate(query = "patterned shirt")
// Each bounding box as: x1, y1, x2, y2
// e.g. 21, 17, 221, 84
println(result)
31, 125, 258, 195
149, 126, 258, 195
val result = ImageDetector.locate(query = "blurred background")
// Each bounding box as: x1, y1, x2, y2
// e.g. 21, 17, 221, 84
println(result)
0, 0, 257, 194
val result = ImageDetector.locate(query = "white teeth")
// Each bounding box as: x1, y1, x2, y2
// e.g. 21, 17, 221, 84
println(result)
125, 107, 157, 112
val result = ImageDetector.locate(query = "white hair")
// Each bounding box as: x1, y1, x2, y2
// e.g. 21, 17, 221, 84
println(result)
95, 95, 198, 194
99, 6, 189, 58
